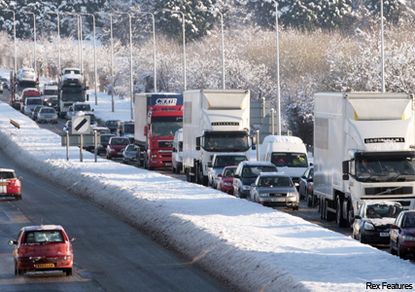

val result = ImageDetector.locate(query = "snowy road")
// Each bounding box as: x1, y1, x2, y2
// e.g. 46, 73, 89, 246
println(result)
0, 145, 225, 291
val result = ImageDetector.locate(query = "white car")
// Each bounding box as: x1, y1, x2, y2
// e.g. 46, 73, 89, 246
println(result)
17, 67, 36, 82
60, 67, 84, 87
65, 102, 93, 120
37, 107, 58, 124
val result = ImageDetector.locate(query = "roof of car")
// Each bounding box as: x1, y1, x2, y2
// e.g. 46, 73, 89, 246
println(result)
258, 172, 287, 177
240, 161, 276, 166
214, 153, 247, 157
20, 225, 65, 232
0, 168, 15, 173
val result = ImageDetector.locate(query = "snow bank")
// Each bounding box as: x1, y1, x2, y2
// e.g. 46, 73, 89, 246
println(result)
1, 102, 415, 291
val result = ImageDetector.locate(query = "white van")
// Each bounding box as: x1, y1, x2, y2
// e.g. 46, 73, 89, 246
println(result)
23, 97, 43, 116
260, 135, 309, 187
172, 128, 183, 173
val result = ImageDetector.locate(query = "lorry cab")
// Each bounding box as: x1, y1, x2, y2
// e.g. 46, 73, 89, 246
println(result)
172, 128, 183, 173
260, 135, 309, 188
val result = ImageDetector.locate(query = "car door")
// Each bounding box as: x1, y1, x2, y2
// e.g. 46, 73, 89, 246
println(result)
390, 213, 403, 246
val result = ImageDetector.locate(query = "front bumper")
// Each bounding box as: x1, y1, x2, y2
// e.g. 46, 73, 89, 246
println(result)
257, 195, 299, 207
361, 230, 391, 245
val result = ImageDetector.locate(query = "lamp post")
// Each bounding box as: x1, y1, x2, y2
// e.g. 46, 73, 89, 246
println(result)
22, 11, 37, 73
108, 13, 115, 112
380, 0, 385, 93
162, 9, 187, 90
272, 1, 282, 136
46, 11, 61, 73
80, 13, 98, 105
136, 11, 157, 92
111, 12, 134, 119
4, 10, 17, 72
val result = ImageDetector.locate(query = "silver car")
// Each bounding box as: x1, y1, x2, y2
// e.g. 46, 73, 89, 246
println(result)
250, 173, 299, 210
37, 107, 58, 124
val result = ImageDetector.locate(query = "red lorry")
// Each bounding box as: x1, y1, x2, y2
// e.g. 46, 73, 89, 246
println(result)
134, 93, 183, 169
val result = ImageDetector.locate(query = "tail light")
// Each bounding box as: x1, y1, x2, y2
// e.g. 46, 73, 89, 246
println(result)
7, 178, 21, 193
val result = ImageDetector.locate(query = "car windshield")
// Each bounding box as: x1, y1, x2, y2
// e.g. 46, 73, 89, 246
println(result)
403, 214, 415, 228
34, 106, 43, 112
24, 230, 64, 244
223, 167, 236, 177
74, 104, 91, 111
271, 152, 308, 168
44, 89, 58, 95
0, 171, 15, 179
356, 155, 415, 182
64, 69, 80, 75
242, 166, 276, 178
214, 156, 247, 168
41, 108, 56, 114
258, 176, 293, 187
111, 138, 129, 145
366, 203, 402, 219
125, 144, 137, 152
27, 99, 42, 105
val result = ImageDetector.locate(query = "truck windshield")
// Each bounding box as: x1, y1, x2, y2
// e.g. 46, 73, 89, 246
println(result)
152, 117, 182, 137
62, 92, 85, 102
356, 155, 415, 182
271, 153, 308, 168
203, 132, 249, 152
123, 123, 135, 135
214, 155, 247, 168
74, 104, 91, 111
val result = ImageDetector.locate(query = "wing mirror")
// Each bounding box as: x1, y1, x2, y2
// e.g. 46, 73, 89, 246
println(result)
207, 162, 212, 168
354, 215, 361, 220
8, 240, 17, 246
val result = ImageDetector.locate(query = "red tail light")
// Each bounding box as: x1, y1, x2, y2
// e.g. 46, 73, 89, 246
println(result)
7, 178, 21, 193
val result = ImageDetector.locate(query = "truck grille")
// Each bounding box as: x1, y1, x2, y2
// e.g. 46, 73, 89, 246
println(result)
365, 186, 412, 195
159, 141, 172, 148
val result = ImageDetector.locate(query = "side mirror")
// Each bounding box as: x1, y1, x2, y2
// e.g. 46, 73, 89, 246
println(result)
217, 174, 222, 178
18, 176, 23, 181
390, 224, 399, 230
251, 183, 256, 187
234, 174, 240, 179
354, 215, 361, 220
172, 147, 177, 153
8, 240, 17, 246
70, 237, 76, 242
207, 162, 212, 168
196, 137, 201, 150
342, 160, 349, 180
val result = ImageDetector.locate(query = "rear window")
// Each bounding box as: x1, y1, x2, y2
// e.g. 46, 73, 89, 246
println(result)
0, 171, 15, 179
223, 167, 236, 177
27, 99, 42, 105
242, 165, 276, 178
24, 230, 64, 244
41, 108, 56, 114
111, 138, 129, 145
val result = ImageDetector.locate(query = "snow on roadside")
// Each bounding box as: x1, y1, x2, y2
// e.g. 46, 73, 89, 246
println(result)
1, 101, 415, 291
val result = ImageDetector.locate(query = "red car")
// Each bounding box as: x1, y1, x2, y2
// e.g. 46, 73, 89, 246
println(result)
106, 136, 130, 159
0, 168, 22, 200
9, 225, 74, 276
217, 166, 237, 195
390, 210, 415, 259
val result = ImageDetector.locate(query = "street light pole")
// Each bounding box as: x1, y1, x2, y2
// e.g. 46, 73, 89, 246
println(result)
80, 13, 98, 105
129, 13, 133, 120
4, 10, 17, 72
22, 11, 36, 73
109, 13, 115, 112
163, 9, 186, 90
273, 0, 282, 136
46, 12, 61, 74
79, 16, 84, 73
218, 11, 225, 89
380, 0, 386, 93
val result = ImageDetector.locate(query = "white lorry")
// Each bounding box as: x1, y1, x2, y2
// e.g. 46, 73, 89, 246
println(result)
314, 92, 415, 227
183, 89, 251, 185
260, 135, 309, 188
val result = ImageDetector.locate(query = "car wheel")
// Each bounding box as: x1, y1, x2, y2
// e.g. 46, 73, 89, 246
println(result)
397, 242, 406, 259
360, 232, 368, 244
307, 192, 313, 208
292, 206, 299, 211
15, 194, 22, 200
65, 268, 73, 276
390, 242, 397, 255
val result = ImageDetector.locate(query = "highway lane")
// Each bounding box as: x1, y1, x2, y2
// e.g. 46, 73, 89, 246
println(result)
0, 148, 226, 291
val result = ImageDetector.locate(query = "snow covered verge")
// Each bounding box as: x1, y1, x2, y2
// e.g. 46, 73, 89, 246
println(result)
1, 102, 415, 291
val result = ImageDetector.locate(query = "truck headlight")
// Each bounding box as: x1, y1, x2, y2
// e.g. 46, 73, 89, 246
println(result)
363, 222, 375, 231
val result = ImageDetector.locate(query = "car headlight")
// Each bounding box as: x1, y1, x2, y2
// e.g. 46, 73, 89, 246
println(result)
242, 185, 251, 191
287, 192, 298, 198
402, 235, 415, 241
363, 222, 375, 231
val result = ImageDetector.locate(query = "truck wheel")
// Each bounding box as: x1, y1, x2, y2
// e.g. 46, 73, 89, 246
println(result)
336, 196, 347, 227
202, 175, 208, 186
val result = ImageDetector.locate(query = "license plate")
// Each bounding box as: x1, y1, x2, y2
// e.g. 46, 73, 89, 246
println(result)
0, 181, 7, 186
34, 263, 55, 269
380, 232, 389, 237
